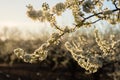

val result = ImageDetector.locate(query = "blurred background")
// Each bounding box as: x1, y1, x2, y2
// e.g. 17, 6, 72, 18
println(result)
0, 24, 120, 80
0, 0, 120, 80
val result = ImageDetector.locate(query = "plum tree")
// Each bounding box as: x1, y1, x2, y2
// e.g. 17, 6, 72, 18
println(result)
14, 0, 120, 73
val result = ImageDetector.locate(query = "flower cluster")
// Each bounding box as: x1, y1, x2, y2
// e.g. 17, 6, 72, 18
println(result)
42, 2, 49, 11
65, 0, 84, 24
14, 0, 120, 74
64, 27, 120, 73
65, 0, 80, 9
52, 2, 66, 15
65, 35, 103, 73
26, 4, 41, 20
82, 0, 94, 13
47, 33, 61, 45
26, 3, 55, 23
94, 29, 120, 62
14, 43, 49, 63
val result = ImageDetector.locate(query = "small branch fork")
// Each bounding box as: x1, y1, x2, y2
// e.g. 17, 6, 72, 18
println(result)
113, 0, 119, 9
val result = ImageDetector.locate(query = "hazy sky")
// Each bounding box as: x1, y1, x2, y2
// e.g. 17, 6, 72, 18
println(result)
0, 0, 74, 31
0, 0, 116, 31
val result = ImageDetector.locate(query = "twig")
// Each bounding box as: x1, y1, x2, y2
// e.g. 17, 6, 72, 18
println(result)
52, 23, 64, 32
83, 8, 120, 22
113, 0, 118, 9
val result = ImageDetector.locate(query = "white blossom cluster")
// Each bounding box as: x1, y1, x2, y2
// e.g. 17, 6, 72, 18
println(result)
65, 28, 120, 73
26, 0, 120, 28
26, 3, 56, 24
47, 33, 61, 45
14, 32, 62, 63
14, 43, 48, 63
65, 0, 83, 24
83, 0, 94, 13
94, 29, 120, 62
14, 0, 120, 74
65, 34, 103, 73
52, 2, 66, 15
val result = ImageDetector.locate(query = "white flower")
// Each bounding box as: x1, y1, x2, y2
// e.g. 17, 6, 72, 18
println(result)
23, 54, 32, 62
26, 4, 33, 10
83, 0, 94, 13
26, 8, 38, 20
34, 48, 48, 61
42, 2, 49, 11
14, 48, 25, 59
52, 2, 66, 15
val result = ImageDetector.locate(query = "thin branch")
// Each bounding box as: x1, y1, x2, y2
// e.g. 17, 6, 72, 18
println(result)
52, 23, 64, 32
83, 8, 120, 22
76, 8, 120, 26
113, 0, 118, 9
47, 32, 65, 47
47, 21, 89, 47
38, 17, 64, 32
93, 0, 100, 5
